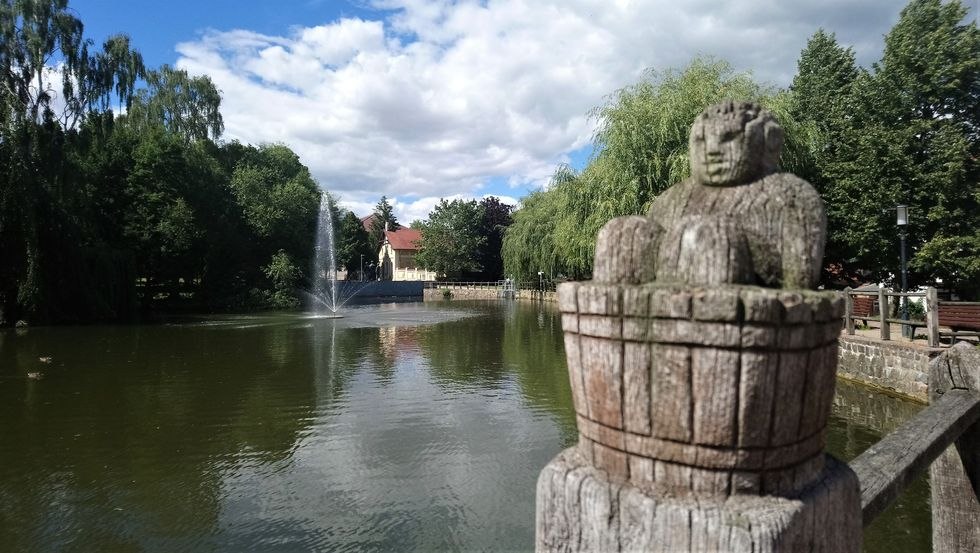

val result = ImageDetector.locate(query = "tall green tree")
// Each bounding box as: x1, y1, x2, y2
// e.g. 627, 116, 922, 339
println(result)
811, 0, 980, 294
229, 144, 320, 288
472, 196, 512, 280
335, 210, 372, 280
0, 0, 147, 322
788, 30, 859, 192
368, 195, 399, 254
416, 198, 485, 279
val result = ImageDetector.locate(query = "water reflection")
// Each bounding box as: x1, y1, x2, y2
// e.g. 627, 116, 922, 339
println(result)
0, 320, 319, 551
0, 302, 929, 552
828, 379, 930, 553
0, 302, 574, 551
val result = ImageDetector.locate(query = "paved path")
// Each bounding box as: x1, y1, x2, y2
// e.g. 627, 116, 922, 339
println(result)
845, 322, 977, 350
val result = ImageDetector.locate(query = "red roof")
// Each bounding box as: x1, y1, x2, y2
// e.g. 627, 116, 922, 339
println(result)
360, 213, 377, 232
384, 228, 422, 251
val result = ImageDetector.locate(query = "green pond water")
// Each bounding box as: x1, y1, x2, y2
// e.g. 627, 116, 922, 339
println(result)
0, 300, 928, 552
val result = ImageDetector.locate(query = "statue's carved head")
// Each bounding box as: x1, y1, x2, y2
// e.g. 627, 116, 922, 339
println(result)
689, 101, 783, 186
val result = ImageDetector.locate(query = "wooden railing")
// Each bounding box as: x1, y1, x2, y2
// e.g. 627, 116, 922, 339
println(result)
423, 279, 558, 292
850, 342, 980, 551
844, 286, 979, 347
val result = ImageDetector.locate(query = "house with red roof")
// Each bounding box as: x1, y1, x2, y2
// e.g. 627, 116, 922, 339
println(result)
379, 227, 438, 281
360, 213, 377, 233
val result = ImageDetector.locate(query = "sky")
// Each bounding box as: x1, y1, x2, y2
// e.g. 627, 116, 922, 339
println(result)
70, 0, 978, 223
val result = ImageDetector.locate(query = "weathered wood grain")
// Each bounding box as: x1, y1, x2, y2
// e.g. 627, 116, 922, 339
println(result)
650, 286, 692, 318
692, 288, 740, 321
581, 335, 624, 429
563, 333, 588, 419
878, 288, 890, 341
650, 344, 692, 442
623, 342, 652, 435
542, 101, 849, 551
738, 351, 779, 447
692, 347, 740, 446
593, 216, 660, 284
929, 342, 980, 553
648, 173, 826, 291
853, 388, 980, 526
807, 343, 840, 436
770, 352, 808, 446
536, 448, 861, 552
926, 287, 940, 347
557, 282, 579, 313
844, 287, 855, 334
656, 214, 755, 286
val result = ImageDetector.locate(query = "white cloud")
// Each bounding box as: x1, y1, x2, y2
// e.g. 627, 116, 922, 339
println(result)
175, 0, 907, 222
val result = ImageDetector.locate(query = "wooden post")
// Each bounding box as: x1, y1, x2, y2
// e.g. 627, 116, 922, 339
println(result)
926, 287, 940, 348
929, 343, 980, 552
878, 288, 890, 341
845, 287, 855, 335
537, 102, 861, 552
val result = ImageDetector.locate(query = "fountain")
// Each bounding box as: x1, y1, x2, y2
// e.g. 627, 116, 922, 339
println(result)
306, 194, 374, 317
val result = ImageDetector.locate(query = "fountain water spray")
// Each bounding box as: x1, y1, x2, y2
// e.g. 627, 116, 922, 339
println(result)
311, 195, 339, 312
307, 194, 374, 315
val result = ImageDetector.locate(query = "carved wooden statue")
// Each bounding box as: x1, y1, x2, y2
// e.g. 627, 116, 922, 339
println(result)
593, 101, 825, 289
537, 101, 861, 551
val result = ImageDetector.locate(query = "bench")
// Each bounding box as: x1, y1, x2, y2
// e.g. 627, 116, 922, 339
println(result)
938, 302, 980, 332
851, 295, 876, 326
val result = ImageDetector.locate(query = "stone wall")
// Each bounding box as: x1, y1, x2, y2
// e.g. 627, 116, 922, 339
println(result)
356, 281, 424, 298
836, 334, 941, 402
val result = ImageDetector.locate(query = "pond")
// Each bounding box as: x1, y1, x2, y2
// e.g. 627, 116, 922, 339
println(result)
0, 300, 928, 552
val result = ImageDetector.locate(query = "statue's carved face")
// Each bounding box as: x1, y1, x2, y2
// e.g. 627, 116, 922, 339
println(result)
689, 102, 783, 186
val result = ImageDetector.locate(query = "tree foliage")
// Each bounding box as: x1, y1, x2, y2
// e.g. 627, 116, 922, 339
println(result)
503, 57, 791, 282
368, 195, 399, 255
793, 0, 979, 294
125, 64, 223, 141
0, 1, 322, 323
335, 210, 373, 280
415, 198, 486, 279
504, 2, 979, 297
472, 196, 513, 280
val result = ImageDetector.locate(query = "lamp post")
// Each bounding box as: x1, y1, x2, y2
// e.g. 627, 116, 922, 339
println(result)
896, 205, 911, 338
360, 254, 364, 282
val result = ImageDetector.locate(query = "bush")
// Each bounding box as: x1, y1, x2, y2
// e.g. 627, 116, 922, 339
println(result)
261, 250, 301, 308
905, 301, 925, 322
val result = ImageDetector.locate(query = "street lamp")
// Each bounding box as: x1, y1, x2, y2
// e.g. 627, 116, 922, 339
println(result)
896, 205, 911, 338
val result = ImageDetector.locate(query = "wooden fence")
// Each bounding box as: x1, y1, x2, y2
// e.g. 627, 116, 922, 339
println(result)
844, 286, 980, 347
851, 342, 980, 551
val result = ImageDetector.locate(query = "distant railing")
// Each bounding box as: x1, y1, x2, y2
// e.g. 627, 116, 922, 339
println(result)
423, 279, 558, 293
423, 280, 506, 290
392, 268, 439, 281
844, 286, 980, 347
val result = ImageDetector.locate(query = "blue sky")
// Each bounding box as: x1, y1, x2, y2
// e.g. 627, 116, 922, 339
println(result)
67, 0, 971, 223
72, 1, 376, 69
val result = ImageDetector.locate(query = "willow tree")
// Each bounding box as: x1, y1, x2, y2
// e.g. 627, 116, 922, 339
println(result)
503, 57, 794, 281
0, 0, 148, 322
125, 64, 223, 141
